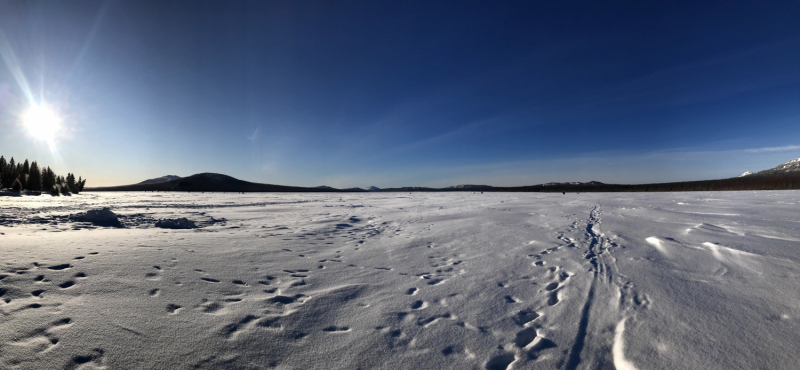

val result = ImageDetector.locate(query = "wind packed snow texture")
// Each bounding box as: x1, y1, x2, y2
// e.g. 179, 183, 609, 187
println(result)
1, 191, 799, 369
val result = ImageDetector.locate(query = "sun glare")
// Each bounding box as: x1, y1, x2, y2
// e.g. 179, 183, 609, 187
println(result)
23, 105, 61, 142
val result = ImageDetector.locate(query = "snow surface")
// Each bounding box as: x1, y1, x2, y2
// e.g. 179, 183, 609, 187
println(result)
1, 191, 799, 369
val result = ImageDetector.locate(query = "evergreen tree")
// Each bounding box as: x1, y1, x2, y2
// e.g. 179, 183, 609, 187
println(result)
27, 162, 41, 191
12, 178, 21, 192
48, 168, 60, 195
15, 162, 23, 188
66, 173, 78, 193
57, 175, 68, 194
42, 166, 55, 192
48, 168, 56, 190
5, 158, 15, 188
0, 155, 86, 194
0, 156, 5, 186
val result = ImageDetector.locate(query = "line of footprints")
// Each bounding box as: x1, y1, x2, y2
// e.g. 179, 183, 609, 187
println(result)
147, 263, 324, 341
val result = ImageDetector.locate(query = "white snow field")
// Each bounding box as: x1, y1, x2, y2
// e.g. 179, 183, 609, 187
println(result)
1, 191, 799, 370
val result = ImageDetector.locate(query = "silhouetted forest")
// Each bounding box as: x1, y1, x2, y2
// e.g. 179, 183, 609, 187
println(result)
0, 155, 86, 194
402, 173, 800, 193
494, 173, 800, 192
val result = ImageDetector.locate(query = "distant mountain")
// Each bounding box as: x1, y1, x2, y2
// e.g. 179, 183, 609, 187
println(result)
446, 184, 495, 191
447, 184, 493, 189
542, 181, 604, 186
137, 175, 181, 185
739, 171, 753, 177
88, 173, 347, 192
750, 158, 800, 176
85, 158, 800, 193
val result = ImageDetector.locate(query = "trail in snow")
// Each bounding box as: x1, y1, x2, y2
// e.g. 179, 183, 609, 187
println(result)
1, 191, 799, 369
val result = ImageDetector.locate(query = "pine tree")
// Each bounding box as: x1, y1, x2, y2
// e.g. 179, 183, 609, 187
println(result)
5, 158, 15, 188
42, 166, 53, 192
27, 162, 41, 191
0, 156, 5, 186
15, 162, 23, 188
0, 156, 86, 194
12, 178, 22, 192
47, 168, 59, 195
66, 173, 77, 193
58, 175, 69, 194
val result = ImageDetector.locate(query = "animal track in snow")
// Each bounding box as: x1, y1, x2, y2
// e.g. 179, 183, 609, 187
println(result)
485, 353, 516, 370
65, 348, 105, 370
7, 317, 72, 358
196, 300, 227, 314
514, 310, 540, 326
514, 327, 538, 348
222, 315, 259, 339
547, 291, 560, 306
416, 312, 453, 327
256, 316, 283, 330
322, 325, 351, 333
267, 294, 307, 305
527, 338, 557, 359
410, 300, 428, 310
166, 304, 182, 314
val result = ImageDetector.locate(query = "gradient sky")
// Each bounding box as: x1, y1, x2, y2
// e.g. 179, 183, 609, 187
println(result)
1, 1, 799, 188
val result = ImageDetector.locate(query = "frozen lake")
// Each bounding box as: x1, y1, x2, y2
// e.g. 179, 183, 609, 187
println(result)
1, 191, 799, 369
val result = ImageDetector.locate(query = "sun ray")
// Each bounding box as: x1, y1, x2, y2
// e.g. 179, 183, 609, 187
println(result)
0, 26, 35, 105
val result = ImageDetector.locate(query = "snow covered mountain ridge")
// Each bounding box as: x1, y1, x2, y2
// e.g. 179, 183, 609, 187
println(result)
136, 175, 181, 185
740, 158, 800, 177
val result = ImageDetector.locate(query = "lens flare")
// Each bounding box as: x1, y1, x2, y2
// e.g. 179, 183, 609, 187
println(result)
23, 105, 61, 142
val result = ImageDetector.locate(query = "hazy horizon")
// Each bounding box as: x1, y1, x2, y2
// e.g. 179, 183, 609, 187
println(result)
1, 1, 799, 188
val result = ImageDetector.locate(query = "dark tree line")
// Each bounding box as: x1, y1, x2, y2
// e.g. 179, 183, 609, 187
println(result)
478, 173, 800, 193
0, 156, 86, 194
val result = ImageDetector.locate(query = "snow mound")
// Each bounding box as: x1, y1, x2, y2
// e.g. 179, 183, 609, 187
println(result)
738, 171, 752, 177
69, 207, 122, 227
155, 218, 198, 229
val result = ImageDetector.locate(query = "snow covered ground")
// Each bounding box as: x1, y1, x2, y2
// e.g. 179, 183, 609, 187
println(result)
1, 191, 799, 370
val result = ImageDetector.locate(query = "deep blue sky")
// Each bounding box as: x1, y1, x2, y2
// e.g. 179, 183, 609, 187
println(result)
1, 1, 798, 187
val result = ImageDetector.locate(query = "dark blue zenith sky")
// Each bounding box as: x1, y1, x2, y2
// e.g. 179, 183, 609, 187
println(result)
1, 1, 798, 187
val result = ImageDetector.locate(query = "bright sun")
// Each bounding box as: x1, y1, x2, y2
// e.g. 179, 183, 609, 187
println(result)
23, 105, 61, 142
